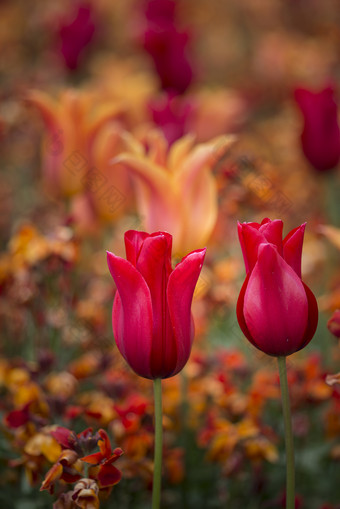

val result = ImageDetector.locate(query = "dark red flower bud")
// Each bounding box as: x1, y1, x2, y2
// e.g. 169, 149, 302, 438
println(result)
295, 87, 340, 172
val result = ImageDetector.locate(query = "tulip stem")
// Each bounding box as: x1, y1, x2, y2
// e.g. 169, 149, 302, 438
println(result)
277, 356, 295, 509
152, 378, 163, 509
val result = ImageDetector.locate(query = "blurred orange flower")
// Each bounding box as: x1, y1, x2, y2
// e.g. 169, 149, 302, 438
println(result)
27, 89, 124, 199
114, 130, 235, 253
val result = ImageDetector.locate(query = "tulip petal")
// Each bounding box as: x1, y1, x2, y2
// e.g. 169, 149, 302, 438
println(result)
236, 274, 259, 349
167, 249, 206, 376
259, 219, 283, 252
299, 282, 318, 349
238, 222, 264, 273
135, 234, 174, 378
295, 87, 340, 171
88, 103, 124, 144
107, 251, 153, 378
238, 220, 283, 273
168, 134, 196, 172
177, 135, 234, 182
113, 154, 182, 239
175, 142, 220, 252
243, 243, 308, 356
283, 223, 306, 277
124, 230, 150, 266
145, 129, 168, 167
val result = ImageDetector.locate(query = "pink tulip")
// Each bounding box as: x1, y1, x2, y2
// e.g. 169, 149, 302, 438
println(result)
150, 93, 192, 145
294, 86, 340, 171
237, 218, 318, 356
107, 230, 206, 379
142, 0, 193, 94
59, 4, 95, 71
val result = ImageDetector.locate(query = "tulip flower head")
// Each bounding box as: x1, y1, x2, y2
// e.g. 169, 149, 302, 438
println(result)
150, 93, 192, 145
107, 230, 206, 379
237, 219, 318, 356
294, 86, 340, 172
58, 4, 96, 71
142, 0, 194, 94
113, 130, 235, 254
27, 89, 124, 199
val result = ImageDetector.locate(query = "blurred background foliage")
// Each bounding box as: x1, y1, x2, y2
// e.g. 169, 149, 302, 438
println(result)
1, 0, 340, 508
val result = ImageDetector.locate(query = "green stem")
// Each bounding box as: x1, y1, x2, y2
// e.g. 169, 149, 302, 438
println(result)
180, 370, 189, 508
324, 170, 340, 226
277, 356, 295, 509
152, 378, 163, 509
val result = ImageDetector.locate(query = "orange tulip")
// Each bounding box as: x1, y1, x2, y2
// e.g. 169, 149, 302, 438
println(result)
113, 130, 235, 254
27, 89, 124, 198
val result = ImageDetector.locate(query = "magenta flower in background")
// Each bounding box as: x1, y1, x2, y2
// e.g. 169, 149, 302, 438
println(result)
149, 93, 192, 145
237, 218, 318, 356
143, 0, 194, 94
107, 230, 206, 379
144, 0, 176, 24
294, 86, 340, 172
59, 3, 95, 70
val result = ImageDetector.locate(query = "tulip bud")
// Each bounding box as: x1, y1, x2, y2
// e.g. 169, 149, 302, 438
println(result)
58, 4, 95, 71
142, 0, 193, 94
107, 230, 206, 379
294, 86, 340, 172
237, 218, 318, 356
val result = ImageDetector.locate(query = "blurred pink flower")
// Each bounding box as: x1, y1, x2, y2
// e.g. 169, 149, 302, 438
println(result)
143, 0, 193, 94
59, 3, 95, 70
295, 86, 340, 172
149, 93, 192, 145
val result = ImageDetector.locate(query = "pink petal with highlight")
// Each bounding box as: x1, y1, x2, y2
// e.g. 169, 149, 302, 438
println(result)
283, 223, 306, 277
167, 248, 206, 376
243, 243, 308, 356
107, 252, 153, 378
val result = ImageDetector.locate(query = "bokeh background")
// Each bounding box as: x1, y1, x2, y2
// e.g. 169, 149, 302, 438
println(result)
1, 1, 340, 508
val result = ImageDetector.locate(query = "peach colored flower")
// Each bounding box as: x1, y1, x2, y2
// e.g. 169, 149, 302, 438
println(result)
27, 89, 123, 198
114, 130, 235, 253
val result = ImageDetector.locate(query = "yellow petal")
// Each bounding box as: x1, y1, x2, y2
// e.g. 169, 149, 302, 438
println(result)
87, 102, 124, 144
112, 154, 182, 238
168, 134, 196, 172
176, 135, 235, 183
174, 135, 235, 252
144, 129, 168, 167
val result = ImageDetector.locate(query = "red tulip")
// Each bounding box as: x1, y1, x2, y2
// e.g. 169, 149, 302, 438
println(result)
142, 0, 193, 94
107, 230, 206, 379
59, 4, 95, 71
237, 218, 318, 356
150, 93, 192, 145
294, 87, 340, 171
